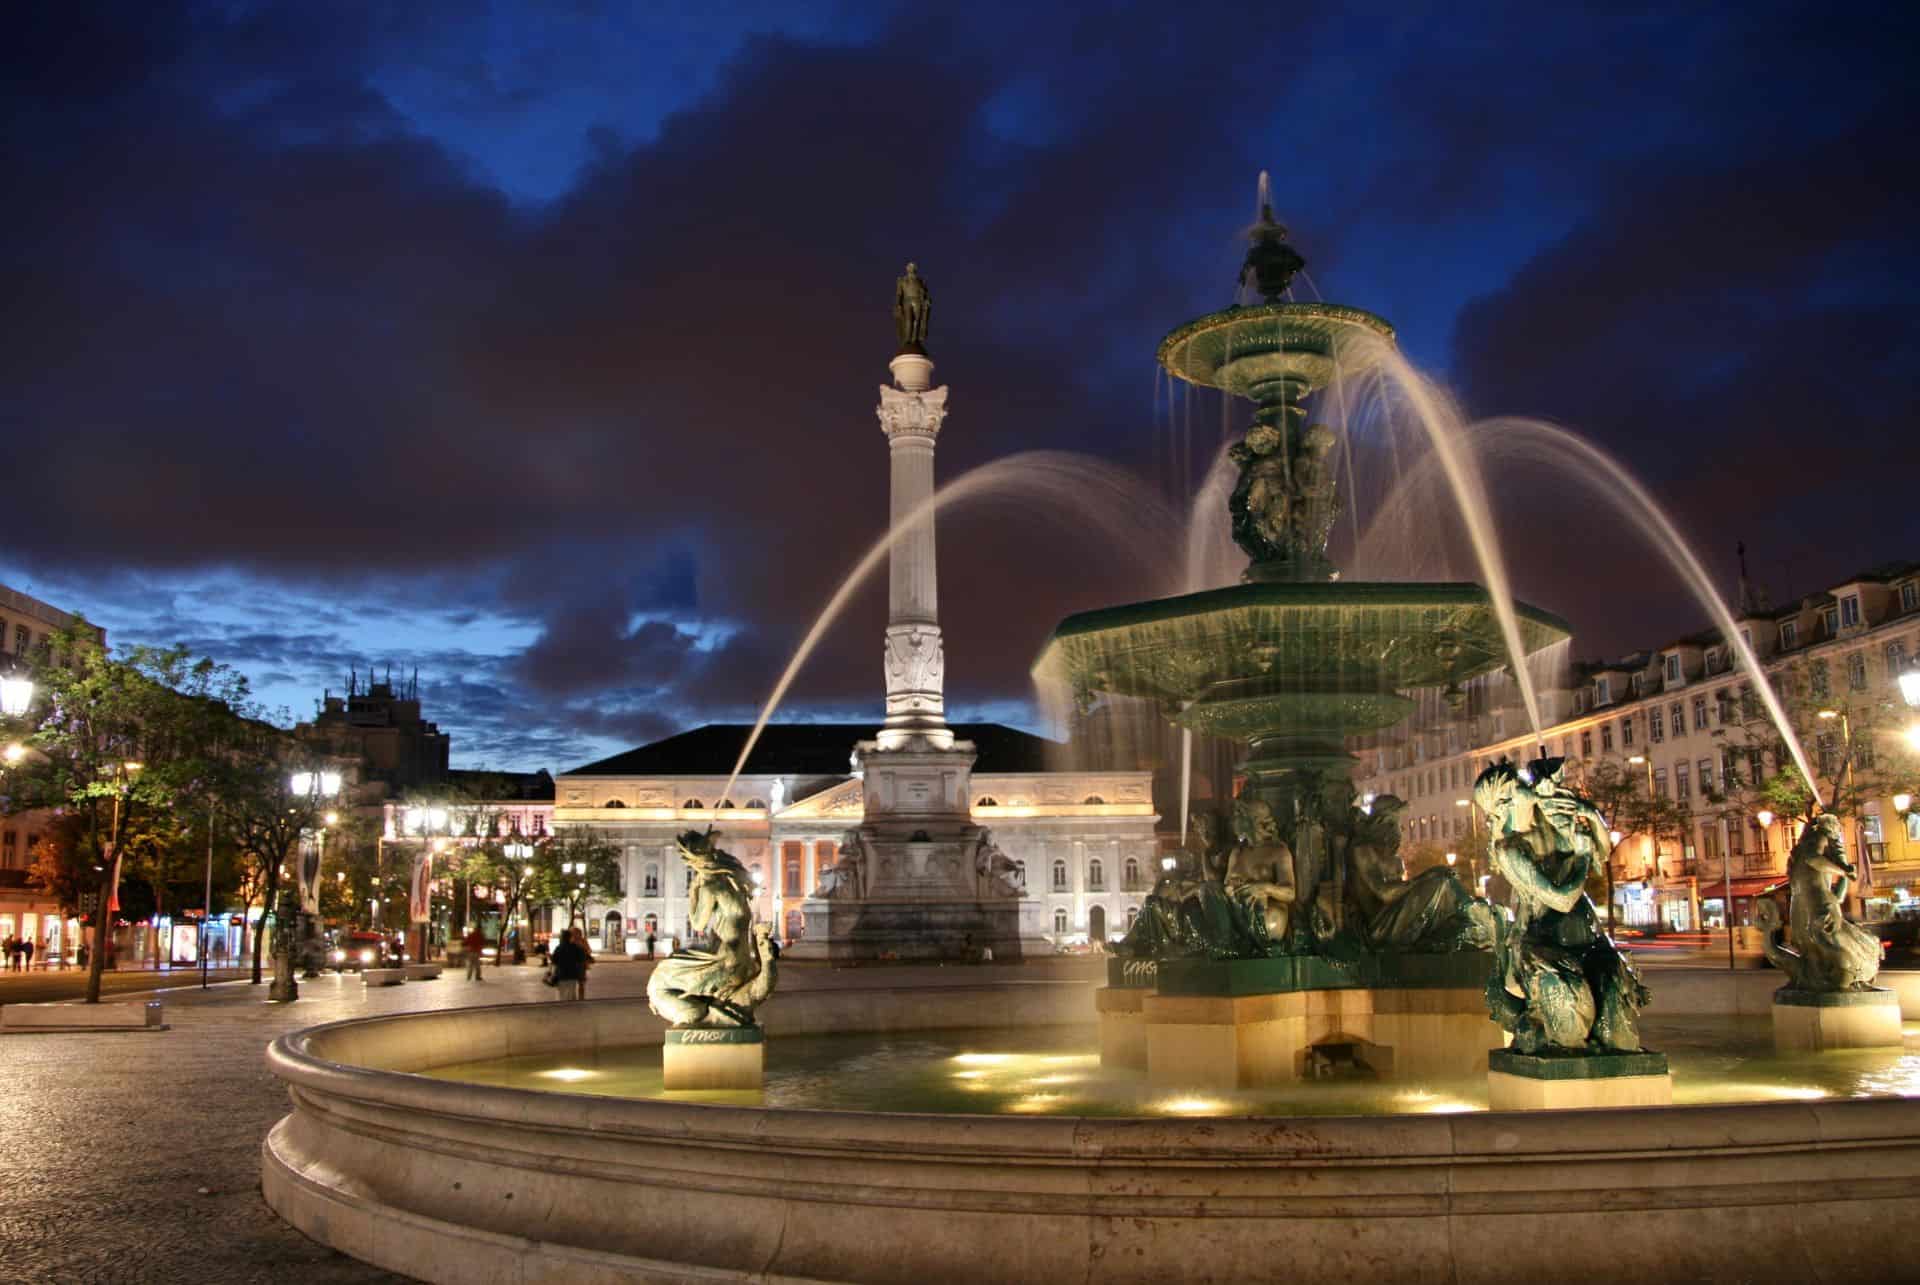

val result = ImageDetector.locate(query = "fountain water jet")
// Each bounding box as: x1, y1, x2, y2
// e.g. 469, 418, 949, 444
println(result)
721, 450, 1182, 804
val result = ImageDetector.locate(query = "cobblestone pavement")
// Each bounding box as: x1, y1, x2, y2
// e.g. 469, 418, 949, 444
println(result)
0, 956, 1097, 1284
0, 965, 258, 1005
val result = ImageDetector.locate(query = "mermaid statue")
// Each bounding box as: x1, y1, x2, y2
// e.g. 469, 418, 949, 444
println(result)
646, 829, 779, 1028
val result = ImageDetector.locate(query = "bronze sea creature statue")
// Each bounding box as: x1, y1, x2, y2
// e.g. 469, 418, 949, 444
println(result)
1112, 811, 1247, 961
646, 829, 779, 1028
1755, 813, 1883, 992
1475, 757, 1650, 1055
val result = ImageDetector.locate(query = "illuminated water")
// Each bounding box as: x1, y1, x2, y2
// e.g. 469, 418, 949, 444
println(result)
423, 1017, 1920, 1117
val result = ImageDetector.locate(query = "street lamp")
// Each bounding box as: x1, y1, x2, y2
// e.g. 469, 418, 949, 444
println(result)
0, 672, 33, 717
1899, 661, 1920, 710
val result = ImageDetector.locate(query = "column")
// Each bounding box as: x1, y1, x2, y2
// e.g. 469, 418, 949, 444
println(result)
876, 352, 953, 750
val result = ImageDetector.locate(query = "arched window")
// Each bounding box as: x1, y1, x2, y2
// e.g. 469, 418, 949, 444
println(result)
1053, 908, 1068, 934
603, 799, 626, 809
1126, 906, 1140, 929
1087, 858, 1106, 891
1082, 795, 1107, 805
976, 796, 999, 807
746, 798, 767, 811
1051, 859, 1068, 892
718, 799, 735, 810
1122, 857, 1141, 888
643, 863, 660, 896
682, 799, 704, 810
1014, 860, 1026, 887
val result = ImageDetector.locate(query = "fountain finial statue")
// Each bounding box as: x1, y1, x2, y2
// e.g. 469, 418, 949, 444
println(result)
1238, 179, 1306, 303
1474, 757, 1650, 1054
1755, 813, 1883, 992
646, 829, 779, 1028
894, 261, 931, 352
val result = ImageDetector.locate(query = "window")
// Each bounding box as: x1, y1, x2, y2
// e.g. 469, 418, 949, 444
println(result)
1087, 858, 1106, 891
717, 799, 735, 810
1600, 723, 1614, 753
975, 796, 999, 807
1653, 768, 1668, 798
643, 863, 660, 896
1822, 606, 1838, 636
1665, 654, 1682, 683
1051, 860, 1068, 892
1817, 733, 1837, 777
1649, 707, 1664, 743
1698, 758, 1714, 796
1667, 702, 1683, 739
1014, 860, 1026, 887
602, 799, 625, 809
1596, 677, 1611, 704
681, 798, 704, 810
1904, 583, 1919, 612
1580, 730, 1593, 757
745, 798, 767, 811
1847, 652, 1867, 690
1692, 696, 1709, 731
1863, 810, 1884, 844
1910, 814, 1920, 843
1675, 762, 1690, 799
1810, 662, 1829, 699
1698, 820, 1721, 859
1779, 621, 1799, 649
1888, 641, 1909, 682
1, 830, 13, 868
10, 625, 25, 654
1053, 908, 1068, 934
1122, 856, 1141, 888
1621, 717, 1635, 748
531, 814, 546, 836
1631, 674, 1645, 696
784, 859, 802, 896
1082, 795, 1107, 805
1839, 595, 1861, 628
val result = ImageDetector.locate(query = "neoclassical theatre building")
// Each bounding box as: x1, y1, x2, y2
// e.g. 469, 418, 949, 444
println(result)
550, 723, 1158, 954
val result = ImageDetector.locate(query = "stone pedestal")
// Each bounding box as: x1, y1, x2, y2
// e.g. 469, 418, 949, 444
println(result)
662, 1027, 765, 1091
1095, 985, 1149, 1069
1486, 1048, 1672, 1111
1771, 987, 1903, 1052
1135, 954, 1504, 1089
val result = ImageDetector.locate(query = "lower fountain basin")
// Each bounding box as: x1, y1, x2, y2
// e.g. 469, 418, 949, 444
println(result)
264, 976, 1920, 1284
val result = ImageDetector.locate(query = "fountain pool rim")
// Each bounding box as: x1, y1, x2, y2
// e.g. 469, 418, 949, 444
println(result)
264, 980, 1920, 1284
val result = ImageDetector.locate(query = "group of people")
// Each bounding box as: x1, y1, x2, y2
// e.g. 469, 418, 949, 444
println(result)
536, 927, 594, 1001
2, 936, 41, 971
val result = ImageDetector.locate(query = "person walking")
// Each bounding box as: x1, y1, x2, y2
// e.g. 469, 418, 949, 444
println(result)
24, 938, 37, 971
645, 930, 656, 960
462, 926, 486, 981
549, 928, 586, 1002
4, 936, 16, 972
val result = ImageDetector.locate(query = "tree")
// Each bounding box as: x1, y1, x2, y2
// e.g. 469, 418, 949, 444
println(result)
1577, 758, 1691, 929
455, 837, 545, 960
8, 621, 247, 1002
529, 829, 623, 933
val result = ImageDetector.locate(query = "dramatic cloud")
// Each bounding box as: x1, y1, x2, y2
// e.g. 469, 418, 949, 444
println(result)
5, 1, 1914, 768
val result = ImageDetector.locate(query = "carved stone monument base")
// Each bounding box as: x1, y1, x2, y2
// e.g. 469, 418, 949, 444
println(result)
1771, 987, 1902, 1052
785, 895, 1047, 963
662, 1027, 765, 1091
1486, 1048, 1672, 1111
1142, 984, 1501, 1090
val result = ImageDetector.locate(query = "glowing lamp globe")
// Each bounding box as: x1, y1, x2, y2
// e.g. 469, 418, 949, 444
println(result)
0, 676, 32, 718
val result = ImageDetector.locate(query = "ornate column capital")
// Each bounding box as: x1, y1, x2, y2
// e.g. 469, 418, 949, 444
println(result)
877, 384, 949, 442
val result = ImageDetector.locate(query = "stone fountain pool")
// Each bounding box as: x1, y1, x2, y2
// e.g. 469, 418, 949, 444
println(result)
420, 1017, 1920, 1117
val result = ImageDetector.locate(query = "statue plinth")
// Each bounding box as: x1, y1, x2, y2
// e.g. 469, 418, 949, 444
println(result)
662, 1026, 765, 1091
1771, 986, 1902, 1052
1487, 1048, 1672, 1111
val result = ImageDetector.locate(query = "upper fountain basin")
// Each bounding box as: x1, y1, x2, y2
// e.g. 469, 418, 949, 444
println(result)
1033, 581, 1570, 737
1158, 302, 1396, 401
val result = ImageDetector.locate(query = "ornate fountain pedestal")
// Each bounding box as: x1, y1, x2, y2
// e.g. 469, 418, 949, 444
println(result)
1486, 1049, 1672, 1110
1771, 987, 1903, 1052
663, 1027, 766, 1091
1137, 956, 1505, 1089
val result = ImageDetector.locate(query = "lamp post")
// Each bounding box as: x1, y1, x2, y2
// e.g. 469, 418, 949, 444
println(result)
561, 860, 586, 930
86, 759, 142, 1003
504, 838, 534, 962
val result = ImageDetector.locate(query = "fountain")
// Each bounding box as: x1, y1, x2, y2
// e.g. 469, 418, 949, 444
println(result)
259, 190, 1920, 1284
1034, 184, 1595, 1093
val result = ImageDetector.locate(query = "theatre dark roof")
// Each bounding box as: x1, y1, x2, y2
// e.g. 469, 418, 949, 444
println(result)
564, 723, 1061, 778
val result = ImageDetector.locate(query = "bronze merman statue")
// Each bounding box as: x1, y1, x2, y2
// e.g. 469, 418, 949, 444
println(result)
1345, 794, 1494, 953
647, 830, 779, 1028
1756, 813, 1883, 992
1475, 757, 1649, 1055
1226, 797, 1297, 952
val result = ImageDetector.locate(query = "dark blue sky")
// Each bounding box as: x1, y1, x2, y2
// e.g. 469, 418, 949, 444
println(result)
5, 2, 1916, 772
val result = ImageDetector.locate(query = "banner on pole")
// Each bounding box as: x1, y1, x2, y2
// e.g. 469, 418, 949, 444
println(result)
296, 833, 324, 915
409, 850, 432, 924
